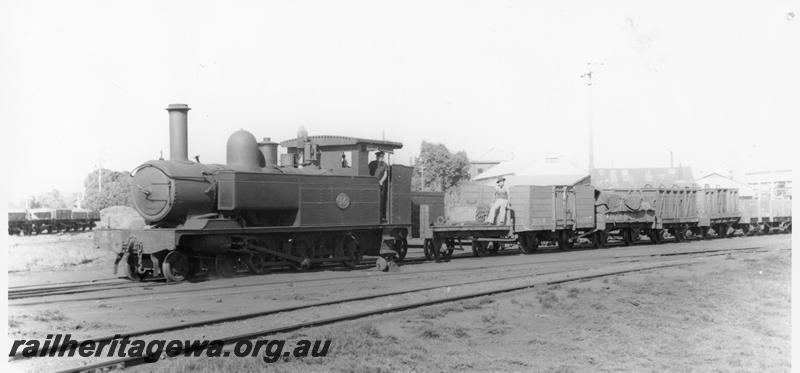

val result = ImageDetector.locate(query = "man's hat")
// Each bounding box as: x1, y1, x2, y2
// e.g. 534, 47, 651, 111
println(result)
496, 177, 506, 183
375, 151, 385, 156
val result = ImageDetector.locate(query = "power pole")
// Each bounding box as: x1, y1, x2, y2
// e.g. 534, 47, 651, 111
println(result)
581, 62, 604, 173
98, 157, 103, 193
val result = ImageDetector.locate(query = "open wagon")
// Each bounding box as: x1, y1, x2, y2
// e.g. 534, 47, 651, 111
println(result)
422, 223, 514, 260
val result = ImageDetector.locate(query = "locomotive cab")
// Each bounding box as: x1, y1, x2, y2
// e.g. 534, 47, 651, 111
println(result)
279, 135, 410, 223
278, 135, 403, 177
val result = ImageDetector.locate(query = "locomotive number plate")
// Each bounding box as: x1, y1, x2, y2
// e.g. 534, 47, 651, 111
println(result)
335, 192, 351, 210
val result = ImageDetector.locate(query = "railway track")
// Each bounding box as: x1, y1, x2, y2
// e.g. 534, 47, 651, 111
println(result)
9, 239, 768, 306
11, 245, 777, 372
11, 229, 777, 301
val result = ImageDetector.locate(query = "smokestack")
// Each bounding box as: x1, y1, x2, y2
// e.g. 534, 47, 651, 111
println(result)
258, 137, 279, 168
166, 104, 190, 162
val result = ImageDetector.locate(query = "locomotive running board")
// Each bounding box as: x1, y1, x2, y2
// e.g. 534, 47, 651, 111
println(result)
176, 223, 410, 235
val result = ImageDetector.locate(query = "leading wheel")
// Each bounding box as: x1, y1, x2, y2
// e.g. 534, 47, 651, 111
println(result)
120, 253, 145, 282
162, 251, 190, 282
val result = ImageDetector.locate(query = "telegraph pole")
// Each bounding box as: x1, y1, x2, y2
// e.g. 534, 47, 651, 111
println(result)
98, 157, 103, 193
581, 62, 604, 173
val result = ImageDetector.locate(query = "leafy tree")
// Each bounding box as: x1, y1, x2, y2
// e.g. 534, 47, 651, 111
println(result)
412, 141, 471, 192
82, 168, 134, 211
29, 189, 69, 209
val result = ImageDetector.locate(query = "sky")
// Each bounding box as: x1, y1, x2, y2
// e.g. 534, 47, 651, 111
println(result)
1, 0, 797, 204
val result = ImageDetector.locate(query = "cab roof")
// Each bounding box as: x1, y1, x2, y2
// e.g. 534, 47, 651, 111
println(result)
280, 135, 403, 153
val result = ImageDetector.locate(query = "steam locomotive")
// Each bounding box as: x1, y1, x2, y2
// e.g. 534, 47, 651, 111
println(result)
99, 104, 425, 282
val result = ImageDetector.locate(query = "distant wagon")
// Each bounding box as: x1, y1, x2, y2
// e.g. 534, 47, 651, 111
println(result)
7, 208, 100, 235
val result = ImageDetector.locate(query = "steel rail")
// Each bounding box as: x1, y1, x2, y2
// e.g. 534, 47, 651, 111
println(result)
40, 245, 774, 371
9, 244, 765, 305
52, 261, 701, 373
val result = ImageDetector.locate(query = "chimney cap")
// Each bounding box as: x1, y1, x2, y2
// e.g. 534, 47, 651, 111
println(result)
259, 137, 278, 145
166, 103, 191, 111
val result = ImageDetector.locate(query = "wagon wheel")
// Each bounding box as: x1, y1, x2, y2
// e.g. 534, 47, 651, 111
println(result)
649, 229, 663, 245
423, 239, 435, 260
442, 238, 455, 259
394, 236, 408, 261
622, 229, 633, 246
740, 224, 751, 236
471, 240, 488, 257
429, 236, 445, 260
214, 254, 237, 278
557, 230, 573, 250
488, 241, 501, 253
717, 224, 729, 238
518, 232, 539, 254
162, 251, 190, 282
700, 227, 710, 240
671, 228, 683, 242
592, 231, 607, 249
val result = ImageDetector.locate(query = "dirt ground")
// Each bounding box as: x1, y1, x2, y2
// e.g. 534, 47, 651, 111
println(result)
6, 233, 791, 372
128, 244, 791, 372
7, 232, 114, 273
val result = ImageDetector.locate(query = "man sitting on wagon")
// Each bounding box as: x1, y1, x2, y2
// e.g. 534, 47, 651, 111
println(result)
485, 177, 511, 225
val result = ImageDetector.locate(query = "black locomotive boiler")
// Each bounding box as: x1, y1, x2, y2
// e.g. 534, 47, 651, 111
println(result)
101, 104, 415, 282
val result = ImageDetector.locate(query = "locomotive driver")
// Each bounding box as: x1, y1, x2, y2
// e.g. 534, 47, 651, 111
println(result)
369, 152, 389, 222
485, 177, 511, 225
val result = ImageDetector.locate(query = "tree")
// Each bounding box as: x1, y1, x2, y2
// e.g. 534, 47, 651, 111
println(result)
412, 141, 471, 192
29, 189, 69, 209
82, 168, 135, 211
